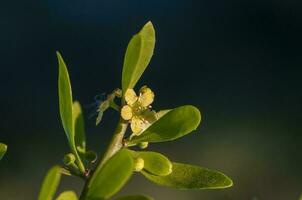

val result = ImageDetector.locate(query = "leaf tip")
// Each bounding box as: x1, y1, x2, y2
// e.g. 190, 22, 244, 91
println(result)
0, 143, 7, 151
225, 175, 234, 187
216, 172, 233, 189
73, 100, 80, 108
189, 105, 202, 130
56, 51, 62, 59
144, 21, 154, 28
140, 21, 155, 36
0, 143, 7, 160
56, 51, 66, 69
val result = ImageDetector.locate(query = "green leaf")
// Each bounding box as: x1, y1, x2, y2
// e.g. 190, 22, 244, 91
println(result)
300, 194, 302, 200
86, 149, 134, 199
56, 191, 78, 200
115, 195, 153, 200
131, 151, 172, 176
155, 109, 170, 119
122, 21, 155, 92
128, 105, 201, 144
57, 52, 85, 173
38, 166, 62, 200
73, 101, 86, 153
142, 162, 233, 189
57, 51, 74, 144
0, 143, 7, 160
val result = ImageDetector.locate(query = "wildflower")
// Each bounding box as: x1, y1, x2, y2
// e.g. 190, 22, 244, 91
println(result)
121, 86, 156, 135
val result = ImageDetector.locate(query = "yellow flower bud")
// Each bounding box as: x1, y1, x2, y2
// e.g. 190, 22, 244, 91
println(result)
124, 89, 138, 106
133, 157, 144, 172
121, 105, 133, 120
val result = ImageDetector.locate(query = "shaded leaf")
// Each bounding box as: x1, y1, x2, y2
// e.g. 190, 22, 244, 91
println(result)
142, 162, 233, 189
86, 149, 134, 199
96, 100, 110, 126
56, 191, 78, 200
38, 166, 62, 200
131, 151, 172, 176
122, 21, 155, 93
115, 195, 153, 200
128, 105, 201, 144
73, 101, 86, 153
0, 143, 7, 160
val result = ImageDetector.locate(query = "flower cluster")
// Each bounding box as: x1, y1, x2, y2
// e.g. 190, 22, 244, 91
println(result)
121, 86, 156, 135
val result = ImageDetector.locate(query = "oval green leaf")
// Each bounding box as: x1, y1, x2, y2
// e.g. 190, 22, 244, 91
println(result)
57, 51, 74, 143
142, 162, 233, 189
56, 191, 78, 200
115, 195, 153, 200
122, 21, 155, 93
128, 105, 201, 144
38, 166, 62, 200
131, 151, 172, 176
86, 149, 134, 199
73, 101, 86, 153
0, 143, 7, 160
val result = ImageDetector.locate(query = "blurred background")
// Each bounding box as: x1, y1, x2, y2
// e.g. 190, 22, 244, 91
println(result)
0, 0, 302, 199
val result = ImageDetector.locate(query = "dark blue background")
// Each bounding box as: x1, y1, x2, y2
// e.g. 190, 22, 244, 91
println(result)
0, 0, 302, 199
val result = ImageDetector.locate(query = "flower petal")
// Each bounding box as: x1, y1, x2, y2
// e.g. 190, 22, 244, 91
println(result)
141, 109, 157, 123
130, 117, 144, 134
138, 86, 154, 107
125, 89, 138, 106
121, 105, 133, 120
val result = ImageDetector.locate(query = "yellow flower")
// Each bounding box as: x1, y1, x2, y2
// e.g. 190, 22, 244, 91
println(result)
121, 86, 156, 135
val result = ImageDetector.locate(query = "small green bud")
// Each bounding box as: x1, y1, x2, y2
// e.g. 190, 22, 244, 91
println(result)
63, 153, 76, 165
133, 157, 144, 172
138, 142, 149, 149
63, 153, 82, 176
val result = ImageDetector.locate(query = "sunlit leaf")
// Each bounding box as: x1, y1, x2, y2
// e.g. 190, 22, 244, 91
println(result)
0, 143, 7, 160
115, 195, 153, 200
57, 51, 74, 143
38, 166, 62, 200
56, 191, 78, 200
131, 151, 172, 176
155, 109, 170, 119
86, 149, 134, 199
128, 105, 201, 144
73, 101, 86, 153
122, 21, 155, 93
142, 162, 233, 189
57, 52, 85, 173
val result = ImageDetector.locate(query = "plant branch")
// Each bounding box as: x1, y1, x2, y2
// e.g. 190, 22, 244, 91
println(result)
79, 118, 128, 200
